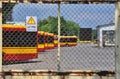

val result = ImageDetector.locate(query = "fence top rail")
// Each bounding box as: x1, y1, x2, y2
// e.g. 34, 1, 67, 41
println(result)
1, 70, 115, 76
1, 0, 119, 4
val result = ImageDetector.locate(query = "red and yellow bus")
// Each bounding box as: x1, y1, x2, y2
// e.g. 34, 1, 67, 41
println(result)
44, 32, 48, 50
44, 32, 54, 50
47, 33, 54, 49
54, 35, 58, 47
37, 31, 45, 52
2, 24, 38, 63
60, 36, 78, 47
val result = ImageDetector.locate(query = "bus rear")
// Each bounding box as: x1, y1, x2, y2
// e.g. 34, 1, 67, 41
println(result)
47, 33, 54, 49
60, 36, 78, 47
37, 31, 45, 52
2, 24, 38, 62
54, 35, 58, 47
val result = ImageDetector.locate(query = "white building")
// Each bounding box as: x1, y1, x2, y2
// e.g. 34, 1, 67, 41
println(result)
96, 23, 115, 47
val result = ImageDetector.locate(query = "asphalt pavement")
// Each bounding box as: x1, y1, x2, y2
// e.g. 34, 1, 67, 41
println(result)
2, 43, 115, 71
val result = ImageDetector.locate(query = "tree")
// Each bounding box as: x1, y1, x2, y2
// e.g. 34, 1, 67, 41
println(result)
2, 3, 16, 23
38, 16, 80, 36
40, 24, 51, 32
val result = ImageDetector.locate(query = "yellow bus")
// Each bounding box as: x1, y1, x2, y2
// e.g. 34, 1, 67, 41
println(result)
44, 32, 48, 50
60, 36, 78, 47
44, 32, 55, 50
37, 31, 45, 52
47, 33, 54, 49
2, 24, 38, 63
54, 35, 58, 47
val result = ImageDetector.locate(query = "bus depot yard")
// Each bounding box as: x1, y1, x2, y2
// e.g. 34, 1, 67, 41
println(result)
1, 5, 116, 79
2, 43, 115, 71
0, 1, 119, 79
1, 24, 115, 71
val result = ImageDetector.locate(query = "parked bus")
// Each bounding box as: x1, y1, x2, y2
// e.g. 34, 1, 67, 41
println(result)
44, 32, 54, 50
47, 33, 54, 49
60, 36, 78, 47
37, 31, 45, 52
44, 32, 48, 50
54, 35, 58, 47
2, 24, 38, 63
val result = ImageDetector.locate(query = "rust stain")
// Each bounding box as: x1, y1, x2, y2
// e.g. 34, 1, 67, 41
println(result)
0, 70, 115, 79
1, 0, 117, 3
0, 8, 2, 13
100, 76, 102, 79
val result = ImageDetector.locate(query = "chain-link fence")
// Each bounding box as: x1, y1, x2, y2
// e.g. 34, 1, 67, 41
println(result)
2, 3, 58, 70
2, 2, 115, 72
59, 4, 115, 71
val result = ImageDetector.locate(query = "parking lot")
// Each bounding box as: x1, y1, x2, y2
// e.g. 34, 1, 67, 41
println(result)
2, 43, 115, 71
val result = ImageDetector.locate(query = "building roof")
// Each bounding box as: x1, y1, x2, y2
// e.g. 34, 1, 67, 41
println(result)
96, 23, 114, 28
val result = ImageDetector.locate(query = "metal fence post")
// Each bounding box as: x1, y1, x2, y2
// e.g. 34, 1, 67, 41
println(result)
115, 2, 120, 79
0, 1, 2, 72
57, 3, 61, 71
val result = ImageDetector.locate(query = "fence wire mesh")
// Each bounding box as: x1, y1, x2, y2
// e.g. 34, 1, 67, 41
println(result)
2, 3, 115, 72
59, 4, 115, 71
2, 3, 58, 70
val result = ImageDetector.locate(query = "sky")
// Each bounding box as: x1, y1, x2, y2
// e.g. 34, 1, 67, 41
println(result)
12, 3, 115, 29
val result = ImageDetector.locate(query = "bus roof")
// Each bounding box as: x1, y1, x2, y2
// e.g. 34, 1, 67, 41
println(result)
60, 36, 77, 38
38, 31, 44, 34
47, 33, 54, 36
2, 24, 26, 29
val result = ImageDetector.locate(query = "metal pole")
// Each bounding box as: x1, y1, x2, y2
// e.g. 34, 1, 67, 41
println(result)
0, 1, 2, 72
115, 2, 120, 79
57, 3, 61, 71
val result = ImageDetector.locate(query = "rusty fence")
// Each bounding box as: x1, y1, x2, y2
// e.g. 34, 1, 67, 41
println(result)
0, 70, 115, 79
1, 1, 119, 79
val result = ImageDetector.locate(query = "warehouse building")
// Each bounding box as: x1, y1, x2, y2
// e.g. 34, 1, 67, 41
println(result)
96, 23, 115, 47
